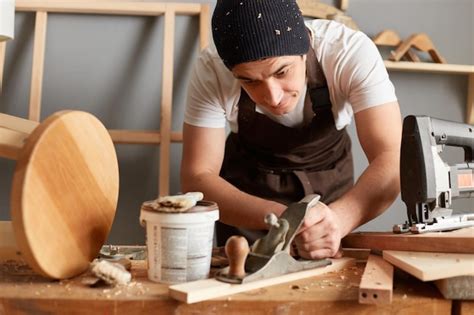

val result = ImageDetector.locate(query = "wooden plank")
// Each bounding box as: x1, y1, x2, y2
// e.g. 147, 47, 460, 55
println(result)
169, 257, 355, 304
0, 42, 5, 92
158, 8, 174, 196
108, 130, 182, 144
359, 255, 393, 304
0, 127, 29, 160
467, 73, 473, 124
384, 61, 474, 74
342, 227, 474, 253
199, 4, 210, 50
435, 276, 474, 300
342, 248, 370, 262
383, 250, 474, 281
16, 1, 202, 15
28, 11, 48, 122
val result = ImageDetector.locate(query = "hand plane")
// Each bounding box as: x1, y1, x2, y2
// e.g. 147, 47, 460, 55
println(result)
215, 194, 331, 284
395, 115, 474, 234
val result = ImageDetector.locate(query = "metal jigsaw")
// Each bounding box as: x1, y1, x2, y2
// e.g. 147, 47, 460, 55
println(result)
395, 115, 474, 234
215, 194, 331, 284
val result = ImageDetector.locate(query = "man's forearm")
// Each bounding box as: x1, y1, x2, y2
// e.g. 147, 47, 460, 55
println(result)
329, 150, 400, 236
181, 172, 287, 230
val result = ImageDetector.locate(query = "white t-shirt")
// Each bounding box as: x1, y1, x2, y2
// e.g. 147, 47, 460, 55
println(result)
184, 19, 397, 133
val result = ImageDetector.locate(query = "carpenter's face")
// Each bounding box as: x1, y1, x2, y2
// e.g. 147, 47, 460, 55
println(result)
231, 55, 307, 116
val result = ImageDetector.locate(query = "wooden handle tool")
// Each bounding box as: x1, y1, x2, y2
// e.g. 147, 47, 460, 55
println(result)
225, 236, 250, 279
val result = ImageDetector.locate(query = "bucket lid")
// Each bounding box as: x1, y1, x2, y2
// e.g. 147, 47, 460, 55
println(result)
139, 200, 219, 226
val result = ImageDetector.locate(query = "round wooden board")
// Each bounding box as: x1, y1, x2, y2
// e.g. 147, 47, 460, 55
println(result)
10, 111, 119, 279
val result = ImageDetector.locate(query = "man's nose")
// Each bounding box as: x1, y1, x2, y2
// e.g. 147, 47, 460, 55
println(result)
262, 80, 283, 107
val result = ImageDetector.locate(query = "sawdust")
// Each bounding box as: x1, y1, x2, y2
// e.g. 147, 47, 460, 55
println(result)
287, 265, 364, 293
0, 259, 156, 300
0, 260, 49, 283
96, 281, 149, 299
0, 260, 33, 275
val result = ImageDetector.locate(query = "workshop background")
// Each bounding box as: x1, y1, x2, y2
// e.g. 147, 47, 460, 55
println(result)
1, 0, 473, 244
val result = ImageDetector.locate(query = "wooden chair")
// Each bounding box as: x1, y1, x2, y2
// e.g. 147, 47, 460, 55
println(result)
0, 0, 211, 197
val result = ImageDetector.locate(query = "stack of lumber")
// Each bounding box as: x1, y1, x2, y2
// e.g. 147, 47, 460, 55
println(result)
342, 227, 474, 304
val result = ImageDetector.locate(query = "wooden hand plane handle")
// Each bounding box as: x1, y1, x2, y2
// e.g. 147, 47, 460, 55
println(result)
225, 236, 249, 278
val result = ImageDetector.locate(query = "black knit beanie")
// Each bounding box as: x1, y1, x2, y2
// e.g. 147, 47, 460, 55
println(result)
212, 0, 310, 69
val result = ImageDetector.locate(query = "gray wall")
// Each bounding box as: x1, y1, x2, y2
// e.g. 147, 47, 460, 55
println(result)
1, 0, 473, 244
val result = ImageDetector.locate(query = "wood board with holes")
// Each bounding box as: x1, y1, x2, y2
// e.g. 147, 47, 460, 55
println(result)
359, 255, 393, 305
383, 251, 474, 281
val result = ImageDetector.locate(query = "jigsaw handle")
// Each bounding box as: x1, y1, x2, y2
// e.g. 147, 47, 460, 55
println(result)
429, 117, 474, 162
225, 236, 249, 278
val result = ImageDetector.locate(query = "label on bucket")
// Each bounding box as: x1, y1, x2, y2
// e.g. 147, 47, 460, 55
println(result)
146, 222, 214, 283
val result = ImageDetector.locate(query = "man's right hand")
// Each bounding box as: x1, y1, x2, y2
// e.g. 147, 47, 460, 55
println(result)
293, 201, 343, 259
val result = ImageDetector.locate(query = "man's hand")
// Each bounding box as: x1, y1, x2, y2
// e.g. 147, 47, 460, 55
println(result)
294, 202, 343, 259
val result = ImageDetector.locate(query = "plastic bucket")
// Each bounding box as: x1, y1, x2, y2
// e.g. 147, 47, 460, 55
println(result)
140, 200, 219, 284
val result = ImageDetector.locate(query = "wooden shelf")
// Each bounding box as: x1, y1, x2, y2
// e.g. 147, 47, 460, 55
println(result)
384, 61, 474, 124
384, 61, 474, 74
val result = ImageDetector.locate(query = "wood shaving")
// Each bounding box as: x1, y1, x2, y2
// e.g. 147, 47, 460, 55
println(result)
91, 260, 131, 286
141, 192, 203, 213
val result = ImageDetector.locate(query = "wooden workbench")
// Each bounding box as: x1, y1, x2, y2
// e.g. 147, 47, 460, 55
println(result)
0, 259, 453, 314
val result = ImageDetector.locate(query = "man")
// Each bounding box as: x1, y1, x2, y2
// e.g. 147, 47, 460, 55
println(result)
181, 0, 402, 259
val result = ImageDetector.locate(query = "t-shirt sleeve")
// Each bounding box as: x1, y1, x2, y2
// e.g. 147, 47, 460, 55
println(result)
184, 51, 228, 129
337, 32, 397, 113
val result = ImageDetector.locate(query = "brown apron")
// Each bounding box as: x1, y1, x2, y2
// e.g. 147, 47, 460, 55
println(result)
217, 46, 354, 246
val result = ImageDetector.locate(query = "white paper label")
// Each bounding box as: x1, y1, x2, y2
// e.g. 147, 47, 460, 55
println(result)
146, 222, 214, 283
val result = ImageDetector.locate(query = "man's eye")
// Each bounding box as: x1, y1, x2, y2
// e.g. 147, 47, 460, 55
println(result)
275, 70, 287, 77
